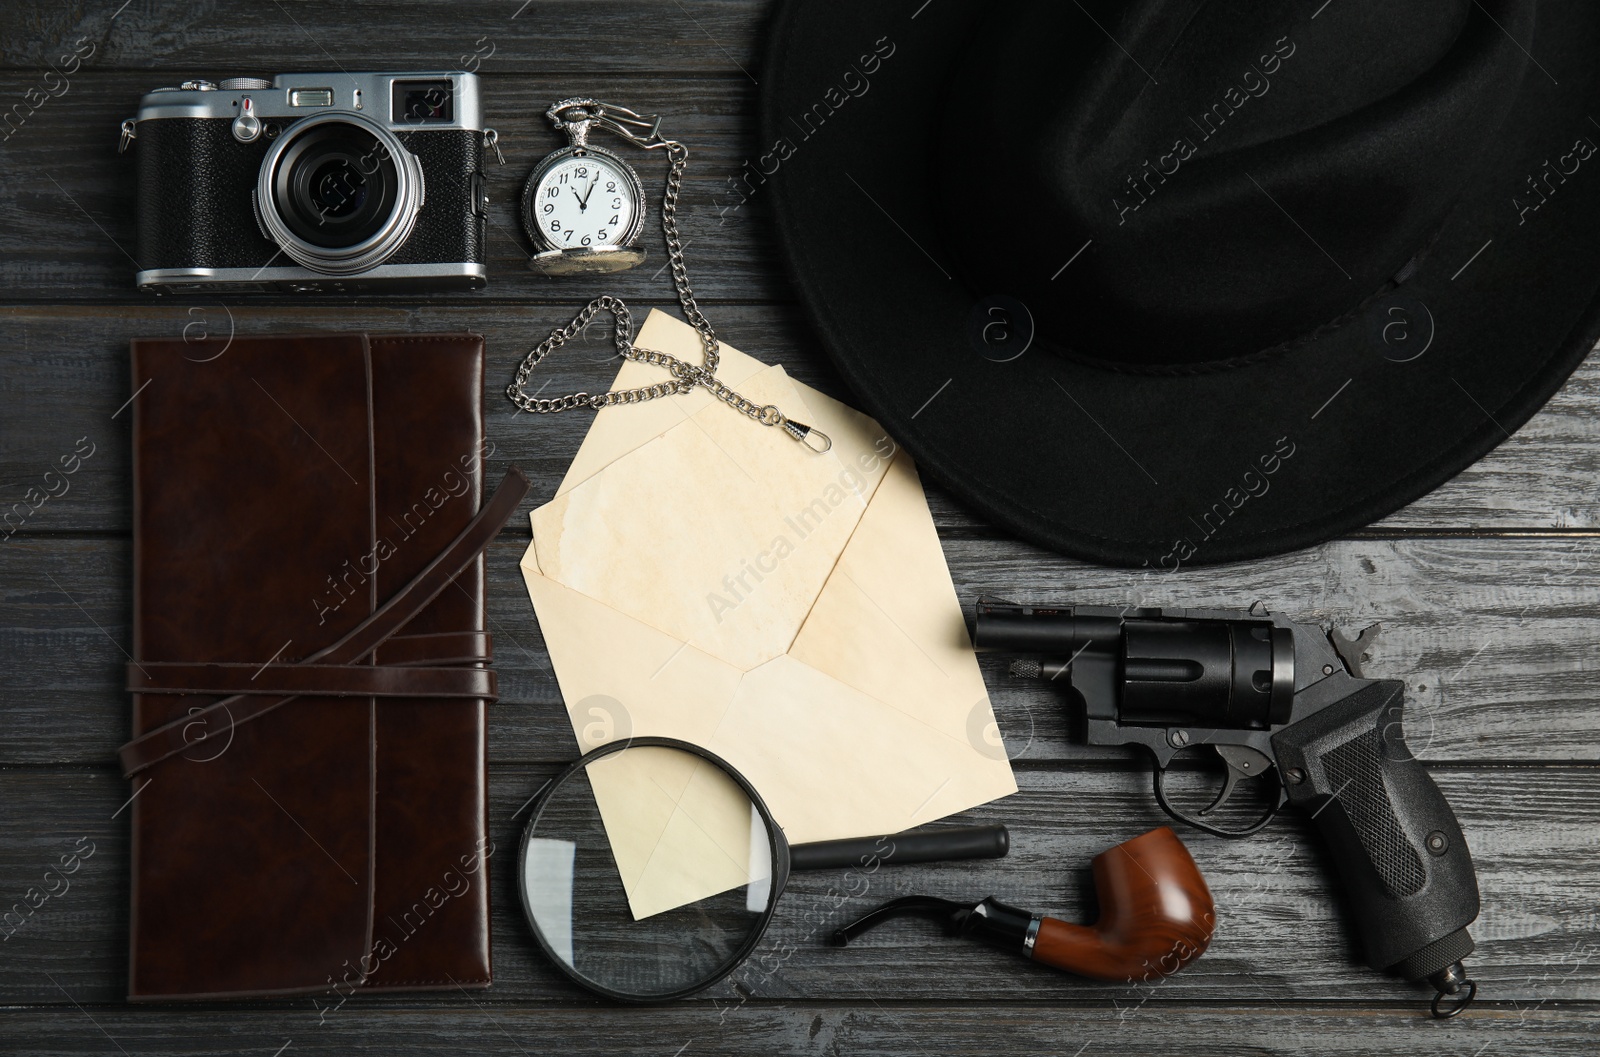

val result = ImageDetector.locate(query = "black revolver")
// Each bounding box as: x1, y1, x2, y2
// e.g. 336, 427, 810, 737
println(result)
972, 599, 1481, 1017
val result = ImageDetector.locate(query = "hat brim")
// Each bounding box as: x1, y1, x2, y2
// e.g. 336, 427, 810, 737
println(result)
760, 1, 1600, 567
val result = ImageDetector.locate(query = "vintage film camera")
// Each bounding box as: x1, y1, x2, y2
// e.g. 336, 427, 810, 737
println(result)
122, 72, 494, 293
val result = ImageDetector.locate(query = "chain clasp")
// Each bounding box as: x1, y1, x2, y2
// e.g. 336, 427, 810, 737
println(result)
781, 419, 833, 453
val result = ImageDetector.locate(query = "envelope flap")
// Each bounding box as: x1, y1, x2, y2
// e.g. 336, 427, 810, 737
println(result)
557, 311, 774, 495
519, 553, 745, 751
530, 363, 884, 670
789, 451, 994, 734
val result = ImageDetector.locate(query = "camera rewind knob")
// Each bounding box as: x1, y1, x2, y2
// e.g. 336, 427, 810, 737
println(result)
232, 97, 262, 143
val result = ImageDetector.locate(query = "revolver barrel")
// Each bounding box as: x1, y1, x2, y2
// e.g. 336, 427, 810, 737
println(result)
970, 602, 1122, 656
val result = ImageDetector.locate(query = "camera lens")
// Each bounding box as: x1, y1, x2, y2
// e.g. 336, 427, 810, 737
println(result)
310, 157, 368, 218
256, 113, 424, 274
278, 123, 395, 247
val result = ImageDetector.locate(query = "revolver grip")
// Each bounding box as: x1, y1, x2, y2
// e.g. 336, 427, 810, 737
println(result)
1271, 680, 1479, 981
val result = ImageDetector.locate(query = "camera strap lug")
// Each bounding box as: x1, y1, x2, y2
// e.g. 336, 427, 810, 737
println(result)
483, 128, 505, 166
118, 118, 137, 154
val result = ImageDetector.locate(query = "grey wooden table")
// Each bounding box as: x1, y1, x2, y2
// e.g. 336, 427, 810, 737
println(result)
3, 2, 1599, 1054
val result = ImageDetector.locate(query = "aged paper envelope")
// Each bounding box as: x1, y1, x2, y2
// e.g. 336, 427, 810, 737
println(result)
521, 311, 1016, 917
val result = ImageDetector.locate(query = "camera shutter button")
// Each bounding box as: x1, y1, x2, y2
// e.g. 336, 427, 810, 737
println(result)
232, 97, 262, 143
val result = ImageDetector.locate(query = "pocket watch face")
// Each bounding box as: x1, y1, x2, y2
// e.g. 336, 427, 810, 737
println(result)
531, 153, 638, 251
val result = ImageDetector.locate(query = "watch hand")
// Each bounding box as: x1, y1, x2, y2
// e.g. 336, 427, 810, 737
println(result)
570, 186, 585, 212
580, 174, 599, 209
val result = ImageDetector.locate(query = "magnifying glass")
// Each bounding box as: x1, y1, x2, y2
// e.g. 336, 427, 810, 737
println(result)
518, 736, 1009, 1002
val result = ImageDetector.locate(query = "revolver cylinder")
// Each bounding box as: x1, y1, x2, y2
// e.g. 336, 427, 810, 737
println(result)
973, 602, 1295, 730
1121, 619, 1293, 729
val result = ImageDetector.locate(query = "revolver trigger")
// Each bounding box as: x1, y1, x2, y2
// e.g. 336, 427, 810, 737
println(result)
1199, 762, 1244, 817
1200, 745, 1274, 817
1150, 745, 1283, 839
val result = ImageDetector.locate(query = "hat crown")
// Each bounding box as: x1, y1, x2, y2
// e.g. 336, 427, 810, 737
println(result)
939, 0, 1534, 366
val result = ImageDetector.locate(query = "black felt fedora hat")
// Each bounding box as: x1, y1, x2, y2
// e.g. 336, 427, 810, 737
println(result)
760, 0, 1600, 567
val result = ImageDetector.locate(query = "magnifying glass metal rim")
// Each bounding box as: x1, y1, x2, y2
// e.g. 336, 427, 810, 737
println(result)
518, 735, 794, 1003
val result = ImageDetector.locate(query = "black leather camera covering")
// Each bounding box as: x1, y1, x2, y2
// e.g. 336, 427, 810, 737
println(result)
135, 118, 483, 272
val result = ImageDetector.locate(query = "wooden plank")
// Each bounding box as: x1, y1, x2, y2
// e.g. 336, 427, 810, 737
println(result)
0, 304, 1597, 535
3, 1, 771, 75
2, 535, 1598, 765
0, 72, 781, 302
1, 1004, 1595, 1057
0, 304, 840, 538
2, 765, 1597, 1009
0, 0, 1589, 1046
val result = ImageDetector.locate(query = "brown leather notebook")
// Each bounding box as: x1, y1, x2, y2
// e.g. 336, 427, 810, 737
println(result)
118, 332, 524, 1001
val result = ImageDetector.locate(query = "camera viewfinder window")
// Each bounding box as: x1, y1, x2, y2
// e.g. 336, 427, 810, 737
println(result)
392, 80, 453, 124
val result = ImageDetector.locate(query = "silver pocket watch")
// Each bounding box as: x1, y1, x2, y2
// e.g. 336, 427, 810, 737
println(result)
521, 99, 650, 275
507, 98, 833, 454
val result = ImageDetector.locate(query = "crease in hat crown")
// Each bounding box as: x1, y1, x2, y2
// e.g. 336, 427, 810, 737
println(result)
937, 0, 1535, 365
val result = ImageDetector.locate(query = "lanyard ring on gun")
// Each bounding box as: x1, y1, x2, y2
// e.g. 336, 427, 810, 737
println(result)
506, 98, 831, 454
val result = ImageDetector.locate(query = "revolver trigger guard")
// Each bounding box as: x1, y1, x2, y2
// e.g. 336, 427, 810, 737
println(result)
1151, 760, 1284, 839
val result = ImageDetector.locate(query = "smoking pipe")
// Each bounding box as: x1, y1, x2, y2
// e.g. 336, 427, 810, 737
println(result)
832, 827, 1214, 983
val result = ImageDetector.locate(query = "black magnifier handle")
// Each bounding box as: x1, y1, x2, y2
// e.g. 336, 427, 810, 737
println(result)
788, 824, 1009, 872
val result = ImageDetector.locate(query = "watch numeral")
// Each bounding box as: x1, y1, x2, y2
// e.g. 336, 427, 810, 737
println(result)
549, 219, 561, 232
606, 181, 617, 192
608, 215, 619, 226
576, 166, 588, 177
542, 203, 553, 214
547, 185, 559, 198
558, 172, 568, 184
597, 230, 608, 241
611, 198, 622, 209
581, 235, 592, 246
563, 229, 573, 242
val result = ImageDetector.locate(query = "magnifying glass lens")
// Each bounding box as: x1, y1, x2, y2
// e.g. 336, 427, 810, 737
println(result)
521, 743, 781, 1000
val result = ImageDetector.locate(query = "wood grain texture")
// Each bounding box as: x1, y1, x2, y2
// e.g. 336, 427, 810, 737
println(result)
1, 1005, 1595, 1057
1, 1, 1596, 1052
3, 766, 1597, 1008
1, 536, 1598, 765
1, 304, 1598, 535
2, 2, 772, 75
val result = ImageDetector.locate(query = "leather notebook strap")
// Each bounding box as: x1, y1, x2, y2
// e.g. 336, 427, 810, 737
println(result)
127, 662, 497, 699
377, 631, 492, 666
118, 467, 530, 779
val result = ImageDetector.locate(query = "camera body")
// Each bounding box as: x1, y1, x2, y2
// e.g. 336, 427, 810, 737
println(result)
130, 72, 489, 294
